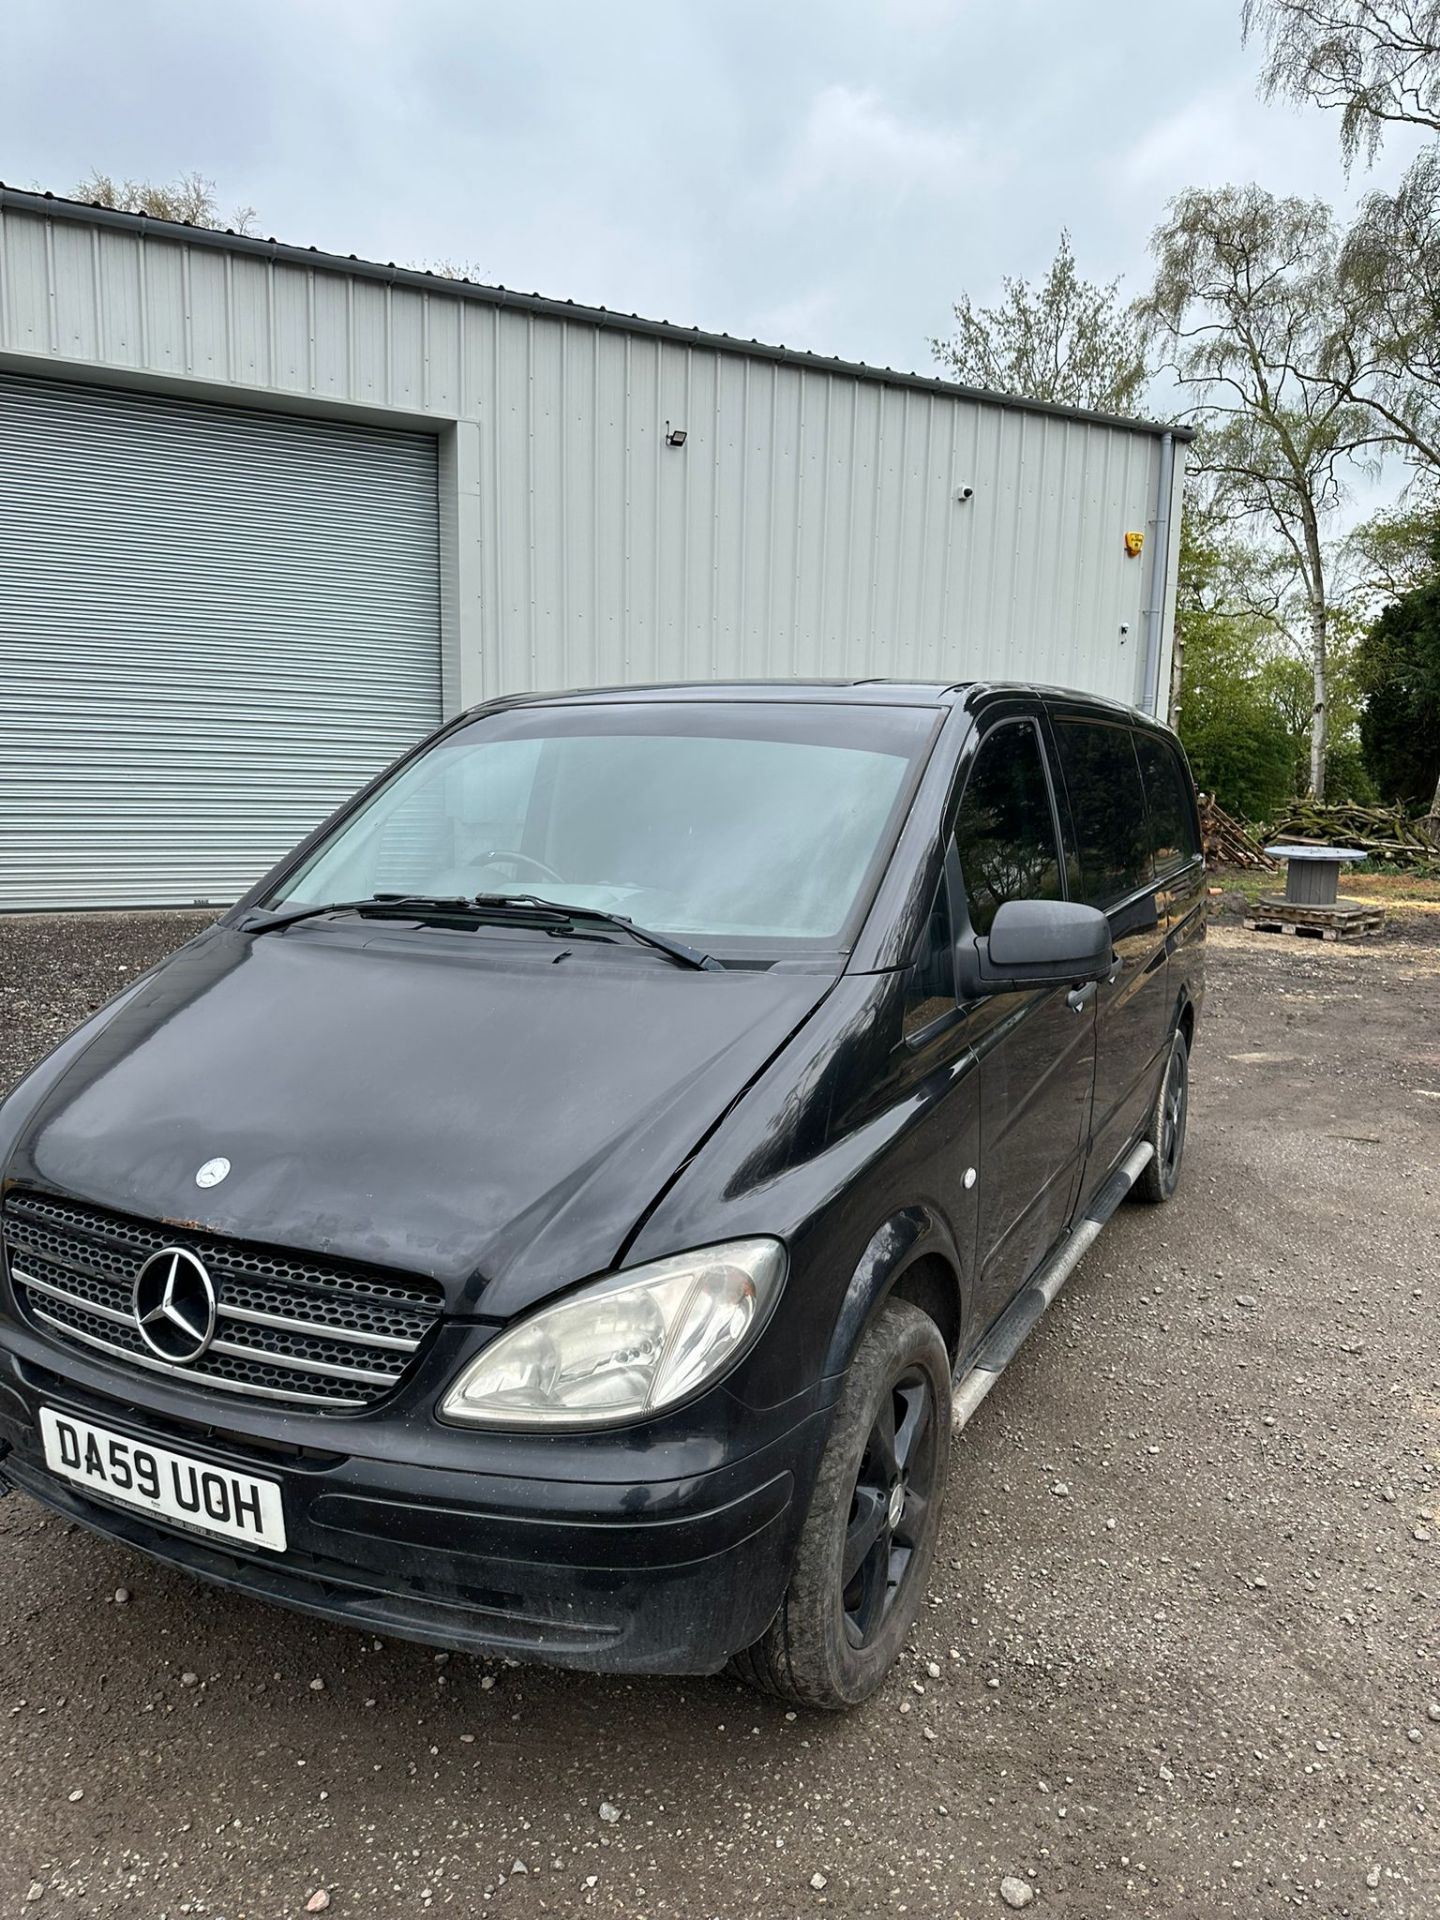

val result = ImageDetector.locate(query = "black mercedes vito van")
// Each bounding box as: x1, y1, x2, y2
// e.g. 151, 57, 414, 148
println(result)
0, 682, 1203, 1708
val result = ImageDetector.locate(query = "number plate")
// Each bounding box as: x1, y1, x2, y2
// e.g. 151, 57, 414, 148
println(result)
39, 1408, 287, 1553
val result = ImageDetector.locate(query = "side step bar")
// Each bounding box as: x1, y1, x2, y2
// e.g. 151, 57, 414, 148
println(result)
952, 1138, 1154, 1431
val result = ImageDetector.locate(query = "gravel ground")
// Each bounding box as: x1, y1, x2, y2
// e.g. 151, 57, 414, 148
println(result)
0, 908, 1437, 1919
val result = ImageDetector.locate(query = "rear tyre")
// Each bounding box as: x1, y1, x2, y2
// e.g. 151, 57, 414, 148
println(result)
730, 1298, 951, 1711
1132, 1026, 1189, 1204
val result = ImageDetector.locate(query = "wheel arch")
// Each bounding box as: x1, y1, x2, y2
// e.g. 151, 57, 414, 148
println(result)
1175, 992, 1196, 1052
820, 1207, 967, 1380
887, 1254, 963, 1366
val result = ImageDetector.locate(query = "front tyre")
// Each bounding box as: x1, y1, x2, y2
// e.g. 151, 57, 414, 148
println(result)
1133, 1026, 1190, 1204
731, 1298, 951, 1710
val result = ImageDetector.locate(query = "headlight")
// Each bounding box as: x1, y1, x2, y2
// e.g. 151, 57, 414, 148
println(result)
439, 1238, 786, 1429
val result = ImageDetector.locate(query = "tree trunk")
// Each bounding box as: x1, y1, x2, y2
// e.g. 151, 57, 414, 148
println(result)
1307, 597, 1327, 799
1168, 618, 1186, 730
1301, 514, 1328, 801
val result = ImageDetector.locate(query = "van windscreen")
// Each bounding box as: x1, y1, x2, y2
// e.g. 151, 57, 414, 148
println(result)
267, 701, 939, 956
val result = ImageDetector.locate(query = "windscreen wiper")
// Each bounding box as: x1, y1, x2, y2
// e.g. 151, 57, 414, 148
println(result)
467, 895, 722, 971
244, 892, 722, 971
244, 894, 482, 935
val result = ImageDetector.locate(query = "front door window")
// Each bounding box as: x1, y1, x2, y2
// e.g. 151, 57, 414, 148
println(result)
953, 722, 1064, 934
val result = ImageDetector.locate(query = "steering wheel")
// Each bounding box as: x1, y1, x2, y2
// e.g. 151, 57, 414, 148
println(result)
474, 849, 565, 885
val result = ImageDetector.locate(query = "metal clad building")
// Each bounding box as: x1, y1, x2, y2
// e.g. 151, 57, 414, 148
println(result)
0, 187, 1189, 910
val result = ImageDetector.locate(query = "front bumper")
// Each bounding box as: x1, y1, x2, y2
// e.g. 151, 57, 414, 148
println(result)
0, 1337, 831, 1675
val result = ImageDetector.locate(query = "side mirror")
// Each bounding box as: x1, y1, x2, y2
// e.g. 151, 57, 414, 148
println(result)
957, 898, 1114, 998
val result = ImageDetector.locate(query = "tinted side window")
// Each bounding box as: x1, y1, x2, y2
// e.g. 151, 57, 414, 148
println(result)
1133, 732, 1200, 875
954, 722, 1063, 936
1053, 721, 1152, 909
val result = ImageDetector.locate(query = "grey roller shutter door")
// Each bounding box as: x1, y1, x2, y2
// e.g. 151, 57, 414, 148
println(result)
0, 373, 442, 909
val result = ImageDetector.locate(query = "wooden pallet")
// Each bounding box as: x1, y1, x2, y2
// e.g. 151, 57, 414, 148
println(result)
1244, 894, 1385, 941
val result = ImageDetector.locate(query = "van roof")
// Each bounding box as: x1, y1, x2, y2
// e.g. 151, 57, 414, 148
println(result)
475, 679, 1173, 728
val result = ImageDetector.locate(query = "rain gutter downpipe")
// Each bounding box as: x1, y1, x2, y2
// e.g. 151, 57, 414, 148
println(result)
1141, 430, 1175, 717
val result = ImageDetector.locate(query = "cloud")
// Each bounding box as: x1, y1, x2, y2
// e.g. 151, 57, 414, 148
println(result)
774, 84, 980, 205
1116, 84, 1271, 196
1113, 74, 1422, 218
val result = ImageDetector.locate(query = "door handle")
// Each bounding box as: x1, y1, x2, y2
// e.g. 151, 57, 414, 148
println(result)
1066, 982, 1097, 1014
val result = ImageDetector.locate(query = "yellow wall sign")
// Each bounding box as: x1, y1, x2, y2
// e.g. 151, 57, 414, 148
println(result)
1124, 531, 1145, 557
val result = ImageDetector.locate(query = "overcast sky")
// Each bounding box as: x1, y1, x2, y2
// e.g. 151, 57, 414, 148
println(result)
1, 0, 1426, 385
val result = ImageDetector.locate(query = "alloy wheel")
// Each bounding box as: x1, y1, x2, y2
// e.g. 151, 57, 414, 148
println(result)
840, 1366, 939, 1648
1161, 1044, 1188, 1180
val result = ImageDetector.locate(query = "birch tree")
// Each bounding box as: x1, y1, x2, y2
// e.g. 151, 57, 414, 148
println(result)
1144, 187, 1374, 798
1243, 0, 1440, 163
1242, 5, 1440, 479
1323, 150, 1440, 476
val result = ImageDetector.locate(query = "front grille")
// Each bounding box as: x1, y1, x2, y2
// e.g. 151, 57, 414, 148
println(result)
2, 1190, 445, 1413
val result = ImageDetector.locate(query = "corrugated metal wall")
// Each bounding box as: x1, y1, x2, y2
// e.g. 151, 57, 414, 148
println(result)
0, 371, 441, 908
471, 310, 1160, 703
0, 195, 1173, 763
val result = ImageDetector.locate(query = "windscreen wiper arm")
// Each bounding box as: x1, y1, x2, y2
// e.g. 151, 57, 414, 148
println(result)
244, 894, 488, 934
244, 892, 722, 971
468, 895, 722, 971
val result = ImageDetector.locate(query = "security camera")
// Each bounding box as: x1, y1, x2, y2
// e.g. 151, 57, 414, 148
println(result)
956, 485, 975, 502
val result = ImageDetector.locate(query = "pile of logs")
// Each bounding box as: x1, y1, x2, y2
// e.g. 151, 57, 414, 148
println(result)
1198, 794, 1277, 872
1264, 800, 1440, 869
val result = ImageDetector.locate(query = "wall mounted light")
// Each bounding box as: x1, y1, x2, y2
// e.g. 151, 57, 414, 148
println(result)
665, 423, 688, 447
